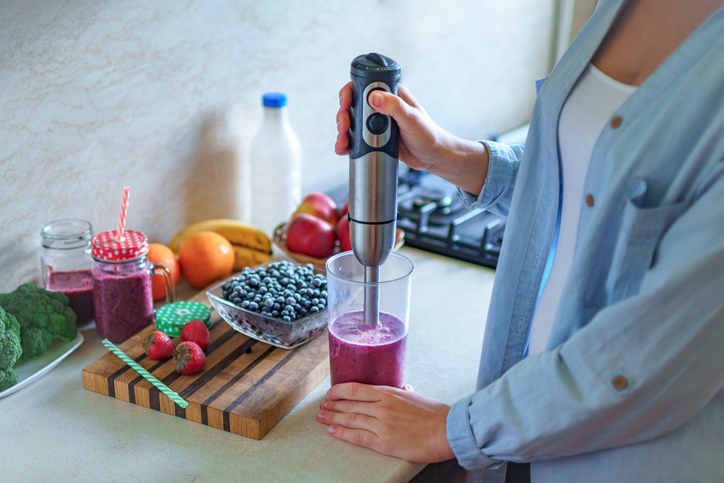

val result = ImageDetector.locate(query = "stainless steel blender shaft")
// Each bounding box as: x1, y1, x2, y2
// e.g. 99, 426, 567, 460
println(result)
364, 266, 381, 326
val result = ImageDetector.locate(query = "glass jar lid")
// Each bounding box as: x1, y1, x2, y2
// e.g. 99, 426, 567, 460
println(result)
91, 230, 148, 261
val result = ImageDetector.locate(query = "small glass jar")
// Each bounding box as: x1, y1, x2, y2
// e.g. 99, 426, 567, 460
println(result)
41, 219, 95, 326
91, 230, 174, 343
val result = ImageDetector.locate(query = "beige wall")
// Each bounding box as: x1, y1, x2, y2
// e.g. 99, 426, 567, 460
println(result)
0, 0, 555, 293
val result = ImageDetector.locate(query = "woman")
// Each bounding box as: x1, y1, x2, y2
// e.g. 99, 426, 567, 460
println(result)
319, 0, 724, 481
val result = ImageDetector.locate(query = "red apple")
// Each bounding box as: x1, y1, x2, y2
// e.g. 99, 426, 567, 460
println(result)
293, 192, 339, 227
336, 215, 351, 252
339, 199, 349, 218
286, 213, 336, 259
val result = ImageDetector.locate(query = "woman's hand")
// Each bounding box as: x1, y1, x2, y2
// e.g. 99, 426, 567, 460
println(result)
335, 82, 448, 173
317, 382, 456, 464
334, 82, 489, 196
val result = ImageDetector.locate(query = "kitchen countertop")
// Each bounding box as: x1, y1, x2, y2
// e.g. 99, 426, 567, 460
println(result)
1, 247, 495, 482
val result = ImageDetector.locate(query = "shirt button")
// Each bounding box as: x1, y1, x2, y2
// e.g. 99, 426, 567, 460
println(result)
610, 115, 622, 129
585, 194, 594, 207
612, 375, 628, 390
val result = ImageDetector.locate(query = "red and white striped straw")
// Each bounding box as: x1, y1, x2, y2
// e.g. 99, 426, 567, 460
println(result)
117, 186, 130, 241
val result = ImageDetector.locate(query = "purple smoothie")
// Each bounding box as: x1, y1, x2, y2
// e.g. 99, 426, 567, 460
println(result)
46, 269, 95, 326
92, 263, 154, 343
329, 311, 407, 388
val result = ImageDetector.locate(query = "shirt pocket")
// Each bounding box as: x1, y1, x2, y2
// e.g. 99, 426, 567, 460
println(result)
584, 179, 687, 308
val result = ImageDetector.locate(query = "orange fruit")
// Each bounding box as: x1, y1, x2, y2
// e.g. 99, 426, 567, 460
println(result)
147, 243, 180, 301
178, 231, 235, 289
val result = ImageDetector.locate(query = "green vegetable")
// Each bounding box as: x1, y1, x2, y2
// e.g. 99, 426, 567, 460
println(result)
0, 306, 22, 391
0, 283, 77, 359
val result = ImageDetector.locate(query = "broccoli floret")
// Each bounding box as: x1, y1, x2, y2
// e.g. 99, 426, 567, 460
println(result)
0, 283, 77, 359
0, 306, 23, 391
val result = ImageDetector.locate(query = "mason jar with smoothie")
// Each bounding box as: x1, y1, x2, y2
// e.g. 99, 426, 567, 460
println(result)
91, 229, 174, 343
325, 252, 414, 388
41, 219, 96, 326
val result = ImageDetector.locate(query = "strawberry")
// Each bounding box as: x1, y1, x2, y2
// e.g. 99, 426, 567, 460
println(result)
173, 341, 207, 375
138, 331, 175, 360
180, 319, 210, 350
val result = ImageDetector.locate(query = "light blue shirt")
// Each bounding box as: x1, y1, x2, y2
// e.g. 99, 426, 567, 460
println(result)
446, 1, 724, 481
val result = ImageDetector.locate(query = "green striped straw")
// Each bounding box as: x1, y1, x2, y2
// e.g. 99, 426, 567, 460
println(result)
101, 338, 188, 409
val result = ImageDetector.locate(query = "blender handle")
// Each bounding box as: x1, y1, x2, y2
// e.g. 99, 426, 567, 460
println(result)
149, 262, 175, 305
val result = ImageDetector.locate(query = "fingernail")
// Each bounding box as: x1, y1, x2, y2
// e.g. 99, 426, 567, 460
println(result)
370, 91, 384, 108
320, 400, 328, 409
317, 410, 327, 419
329, 425, 337, 434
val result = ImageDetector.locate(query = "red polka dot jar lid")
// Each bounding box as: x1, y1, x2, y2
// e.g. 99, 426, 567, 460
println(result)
91, 230, 148, 262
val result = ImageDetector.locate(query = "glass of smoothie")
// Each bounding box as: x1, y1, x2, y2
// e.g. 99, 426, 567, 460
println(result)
41, 219, 95, 326
325, 251, 413, 388
91, 230, 174, 343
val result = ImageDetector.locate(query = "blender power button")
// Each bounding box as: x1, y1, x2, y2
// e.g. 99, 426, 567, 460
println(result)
366, 113, 389, 135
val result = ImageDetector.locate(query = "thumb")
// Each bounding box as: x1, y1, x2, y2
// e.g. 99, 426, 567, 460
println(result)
368, 90, 411, 123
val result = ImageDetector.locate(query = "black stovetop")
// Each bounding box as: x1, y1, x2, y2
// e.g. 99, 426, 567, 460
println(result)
395, 168, 504, 269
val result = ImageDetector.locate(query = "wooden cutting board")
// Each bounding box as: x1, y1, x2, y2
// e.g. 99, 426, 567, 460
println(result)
81, 291, 330, 440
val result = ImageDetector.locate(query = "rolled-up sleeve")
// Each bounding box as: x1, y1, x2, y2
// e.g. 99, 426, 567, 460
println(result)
458, 140, 524, 218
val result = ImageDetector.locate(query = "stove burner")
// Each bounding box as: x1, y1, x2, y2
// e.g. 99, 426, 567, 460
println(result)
395, 170, 505, 268
411, 187, 452, 210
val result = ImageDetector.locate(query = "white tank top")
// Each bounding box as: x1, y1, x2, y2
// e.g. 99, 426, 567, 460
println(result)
527, 64, 637, 356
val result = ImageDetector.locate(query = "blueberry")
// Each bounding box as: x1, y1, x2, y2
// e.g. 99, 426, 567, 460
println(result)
320, 290, 327, 298
272, 310, 280, 318
312, 289, 321, 298
282, 316, 291, 322
294, 293, 302, 302
231, 296, 242, 305
249, 277, 260, 287
253, 295, 262, 303
241, 300, 250, 308
248, 302, 259, 311
285, 297, 295, 306
311, 298, 319, 305
273, 303, 281, 311
294, 303, 302, 311
264, 298, 274, 308
269, 269, 280, 278
310, 306, 319, 313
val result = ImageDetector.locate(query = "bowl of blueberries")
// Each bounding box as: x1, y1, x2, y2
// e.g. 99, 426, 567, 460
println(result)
206, 260, 329, 349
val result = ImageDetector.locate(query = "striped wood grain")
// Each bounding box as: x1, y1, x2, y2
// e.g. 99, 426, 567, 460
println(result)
82, 293, 330, 440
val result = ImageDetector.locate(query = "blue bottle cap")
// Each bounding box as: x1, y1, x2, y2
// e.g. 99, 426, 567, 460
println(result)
262, 92, 287, 108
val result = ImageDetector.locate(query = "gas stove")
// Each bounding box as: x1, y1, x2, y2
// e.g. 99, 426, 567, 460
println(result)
395, 168, 505, 269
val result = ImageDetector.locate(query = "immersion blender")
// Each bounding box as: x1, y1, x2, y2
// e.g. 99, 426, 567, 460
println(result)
347, 53, 401, 326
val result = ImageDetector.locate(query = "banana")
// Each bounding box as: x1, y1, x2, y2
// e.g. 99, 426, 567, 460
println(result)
231, 244, 274, 271
169, 219, 272, 255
